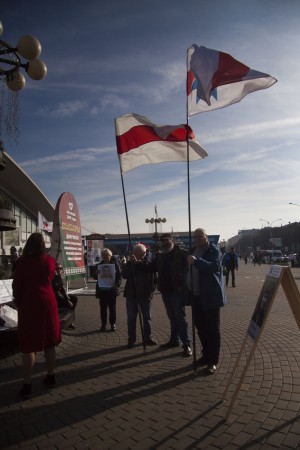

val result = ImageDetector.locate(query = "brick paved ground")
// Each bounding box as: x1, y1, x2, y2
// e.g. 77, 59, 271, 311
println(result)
1, 262, 300, 449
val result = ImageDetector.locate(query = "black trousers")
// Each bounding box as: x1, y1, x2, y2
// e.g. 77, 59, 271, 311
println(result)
226, 267, 235, 286
57, 294, 78, 310
192, 299, 221, 365
99, 291, 117, 325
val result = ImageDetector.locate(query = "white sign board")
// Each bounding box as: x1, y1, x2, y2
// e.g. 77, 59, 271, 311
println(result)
0, 279, 13, 304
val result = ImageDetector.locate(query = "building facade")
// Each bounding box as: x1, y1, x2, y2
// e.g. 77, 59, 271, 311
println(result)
0, 152, 54, 257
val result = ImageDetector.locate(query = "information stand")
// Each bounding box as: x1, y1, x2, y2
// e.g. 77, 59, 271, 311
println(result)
222, 265, 300, 420
0, 279, 13, 304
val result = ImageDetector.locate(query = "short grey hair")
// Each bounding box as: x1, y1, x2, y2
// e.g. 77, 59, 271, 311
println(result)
101, 248, 113, 257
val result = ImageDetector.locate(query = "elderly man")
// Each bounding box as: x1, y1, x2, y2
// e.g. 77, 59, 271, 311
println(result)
156, 233, 192, 357
187, 228, 226, 374
122, 243, 157, 348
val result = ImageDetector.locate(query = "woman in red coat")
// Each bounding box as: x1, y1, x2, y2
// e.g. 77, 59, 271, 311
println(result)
12, 232, 61, 398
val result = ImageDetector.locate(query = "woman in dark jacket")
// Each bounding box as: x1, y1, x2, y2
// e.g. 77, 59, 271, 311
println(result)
94, 248, 121, 331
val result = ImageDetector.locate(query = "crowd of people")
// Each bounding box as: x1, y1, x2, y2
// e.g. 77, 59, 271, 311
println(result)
94, 228, 226, 374
11, 228, 227, 400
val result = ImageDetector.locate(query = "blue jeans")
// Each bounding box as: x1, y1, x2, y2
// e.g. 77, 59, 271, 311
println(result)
161, 292, 190, 347
126, 297, 153, 343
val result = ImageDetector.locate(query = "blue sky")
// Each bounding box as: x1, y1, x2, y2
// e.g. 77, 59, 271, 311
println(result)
2, 0, 300, 241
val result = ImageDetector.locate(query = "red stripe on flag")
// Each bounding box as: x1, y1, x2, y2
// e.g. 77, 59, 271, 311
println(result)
211, 52, 250, 90
117, 125, 194, 155
187, 70, 195, 96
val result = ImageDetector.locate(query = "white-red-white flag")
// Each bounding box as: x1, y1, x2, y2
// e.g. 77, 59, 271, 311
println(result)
187, 44, 277, 116
38, 211, 53, 232
115, 113, 207, 173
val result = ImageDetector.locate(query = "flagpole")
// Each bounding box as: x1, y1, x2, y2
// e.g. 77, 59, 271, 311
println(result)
115, 118, 146, 351
186, 50, 197, 372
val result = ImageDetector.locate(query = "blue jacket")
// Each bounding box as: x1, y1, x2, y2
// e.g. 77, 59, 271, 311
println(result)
190, 242, 226, 311
222, 252, 239, 269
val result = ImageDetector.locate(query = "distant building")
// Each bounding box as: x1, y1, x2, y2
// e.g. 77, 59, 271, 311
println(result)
99, 232, 220, 256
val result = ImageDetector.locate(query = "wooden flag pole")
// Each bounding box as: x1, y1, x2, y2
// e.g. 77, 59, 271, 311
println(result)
280, 268, 300, 330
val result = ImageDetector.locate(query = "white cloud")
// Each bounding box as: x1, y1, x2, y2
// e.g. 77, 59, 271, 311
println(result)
202, 116, 300, 145
39, 100, 88, 117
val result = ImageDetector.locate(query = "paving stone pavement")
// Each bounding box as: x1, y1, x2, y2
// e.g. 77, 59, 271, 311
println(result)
1, 262, 300, 449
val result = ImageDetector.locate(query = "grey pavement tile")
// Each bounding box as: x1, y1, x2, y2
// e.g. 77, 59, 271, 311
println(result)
282, 432, 300, 449
1, 264, 300, 449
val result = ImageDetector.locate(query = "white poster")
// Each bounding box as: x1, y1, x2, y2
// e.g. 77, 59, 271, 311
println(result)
0, 279, 13, 304
98, 264, 116, 289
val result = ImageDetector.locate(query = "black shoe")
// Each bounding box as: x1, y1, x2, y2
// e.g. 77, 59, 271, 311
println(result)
111, 324, 116, 332
145, 338, 157, 346
43, 374, 56, 387
206, 364, 217, 375
160, 341, 180, 348
127, 341, 135, 349
196, 356, 208, 367
19, 383, 31, 399
100, 325, 107, 332
183, 346, 193, 357
232, 285, 236, 288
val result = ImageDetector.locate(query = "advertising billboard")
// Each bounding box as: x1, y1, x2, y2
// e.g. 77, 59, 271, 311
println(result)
50, 192, 85, 280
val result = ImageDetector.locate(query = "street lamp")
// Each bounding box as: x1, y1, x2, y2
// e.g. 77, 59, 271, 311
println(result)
270, 219, 282, 227
145, 205, 166, 244
0, 19, 47, 141
260, 218, 270, 228
260, 218, 281, 251
260, 218, 281, 228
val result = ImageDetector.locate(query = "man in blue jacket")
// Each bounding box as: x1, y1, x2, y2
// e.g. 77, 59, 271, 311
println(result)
223, 247, 239, 287
187, 228, 226, 374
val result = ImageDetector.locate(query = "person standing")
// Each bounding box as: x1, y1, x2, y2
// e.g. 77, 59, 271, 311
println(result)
156, 233, 192, 357
94, 248, 121, 332
122, 243, 157, 348
187, 228, 226, 374
223, 247, 239, 287
12, 232, 61, 398
52, 263, 78, 329
10, 245, 19, 277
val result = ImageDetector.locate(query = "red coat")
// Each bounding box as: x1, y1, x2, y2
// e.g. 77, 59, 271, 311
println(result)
12, 254, 61, 353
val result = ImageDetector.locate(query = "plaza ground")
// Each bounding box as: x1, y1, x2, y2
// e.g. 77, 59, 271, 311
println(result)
1, 262, 300, 449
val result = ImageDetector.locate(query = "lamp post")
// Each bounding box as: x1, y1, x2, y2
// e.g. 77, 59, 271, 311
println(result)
260, 218, 281, 250
145, 205, 166, 246
260, 218, 270, 228
0, 19, 47, 141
